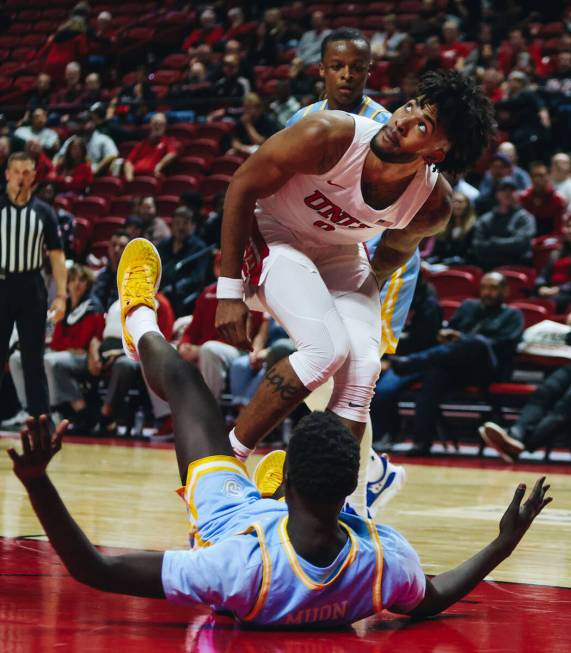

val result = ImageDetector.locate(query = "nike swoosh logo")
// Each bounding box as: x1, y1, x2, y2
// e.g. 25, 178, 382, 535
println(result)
348, 402, 365, 408
326, 180, 346, 189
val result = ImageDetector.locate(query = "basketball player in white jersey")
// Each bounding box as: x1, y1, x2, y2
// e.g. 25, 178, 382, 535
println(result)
214, 71, 493, 487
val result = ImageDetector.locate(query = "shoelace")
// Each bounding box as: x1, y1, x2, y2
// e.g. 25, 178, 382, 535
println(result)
123, 264, 155, 302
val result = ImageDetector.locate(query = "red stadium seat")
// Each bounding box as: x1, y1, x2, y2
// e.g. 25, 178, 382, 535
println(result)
509, 302, 549, 327
199, 174, 232, 200
73, 218, 92, 259
90, 176, 124, 198
166, 124, 197, 144
161, 175, 200, 195
184, 138, 219, 160
92, 217, 127, 243
532, 235, 561, 271
332, 16, 360, 28
150, 69, 182, 86
156, 195, 180, 215
194, 122, 233, 142
109, 197, 135, 218
428, 270, 478, 299
439, 298, 462, 322
124, 176, 161, 197
209, 155, 243, 176
169, 156, 208, 177
496, 265, 536, 287
0, 77, 11, 93
499, 270, 531, 299
90, 240, 110, 260
161, 53, 189, 70
449, 264, 483, 284
71, 196, 109, 220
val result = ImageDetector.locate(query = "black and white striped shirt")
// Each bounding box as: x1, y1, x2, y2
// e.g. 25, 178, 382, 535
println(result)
0, 196, 62, 275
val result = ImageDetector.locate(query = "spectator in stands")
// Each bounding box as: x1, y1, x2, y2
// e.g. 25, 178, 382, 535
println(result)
371, 14, 405, 62
535, 212, 571, 313
213, 54, 250, 100
520, 161, 567, 236
196, 191, 224, 247
0, 136, 10, 195
137, 196, 171, 246
50, 62, 84, 112
39, 16, 89, 84
9, 264, 104, 433
497, 142, 532, 189
22, 74, 52, 122
88, 10, 116, 77
80, 73, 109, 108
91, 230, 130, 310
158, 206, 209, 313
231, 93, 279, 156
35, 182, 76, 260
14, 108, 59, 155
50, 136, 93, 194
480, 68, 505, 103
108, 65, 156, 125
472, 177, 536, 270
497, 28, 542, 77
387, 37, 418, 89
25, 140, 54, 185
124, 215, 145, 240
270, 80, 301, 129
495, 71, 551, 168
191, 44, 219, 83
183, 8, 224, 53
390, 273, 524, 456
87, 294, 174, 438
371, 275, 442, 449
296, 11, 331, 65
418, 37, 446, 76
55, 110, 118, 177
440, 19, 471, 68
431, 192, 477, 264
123, 113, 177, 181
476, 152, 521, 215
541, 50, 571, 151
386, 72, 419, 113
253, 8, 287, 66
288, 57, 316, 101
168, 62, 213, 116
178, 282, 266, 402
480, 363, 571, 463
224, 39, 255, 88
551, 153, 571, 207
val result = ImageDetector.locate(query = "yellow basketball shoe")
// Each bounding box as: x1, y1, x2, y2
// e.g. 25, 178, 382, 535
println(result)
253, 450, 286, 498
117, 238, 162, 361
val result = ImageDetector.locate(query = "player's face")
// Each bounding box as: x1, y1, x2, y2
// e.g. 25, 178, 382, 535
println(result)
371, 99, 449, 165
320, 40, 371, 110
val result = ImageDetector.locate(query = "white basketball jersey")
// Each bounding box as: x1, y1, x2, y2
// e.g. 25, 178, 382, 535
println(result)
255, 113, 439, 247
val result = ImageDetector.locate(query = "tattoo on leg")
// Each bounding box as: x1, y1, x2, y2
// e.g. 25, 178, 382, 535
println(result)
265, 368, 299, 401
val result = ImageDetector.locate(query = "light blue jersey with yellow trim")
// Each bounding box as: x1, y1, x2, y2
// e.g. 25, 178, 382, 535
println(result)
286, 95, 391, 127
287, 97, 419, 355
162, 459, 426, 627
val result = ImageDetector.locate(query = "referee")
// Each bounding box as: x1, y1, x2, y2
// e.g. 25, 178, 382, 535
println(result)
0, 152, 67, 418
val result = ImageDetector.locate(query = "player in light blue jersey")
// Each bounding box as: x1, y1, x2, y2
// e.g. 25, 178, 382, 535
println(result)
287, 27, 419, 357
9, 238, 551, 628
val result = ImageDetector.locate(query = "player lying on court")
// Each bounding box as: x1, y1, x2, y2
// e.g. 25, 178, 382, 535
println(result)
8, 239, 552, 627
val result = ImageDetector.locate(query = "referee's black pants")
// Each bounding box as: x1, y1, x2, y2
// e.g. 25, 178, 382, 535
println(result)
0, 271, 50, 416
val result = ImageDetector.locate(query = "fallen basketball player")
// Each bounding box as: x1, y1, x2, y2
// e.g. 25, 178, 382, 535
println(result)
8, 239, 552, 627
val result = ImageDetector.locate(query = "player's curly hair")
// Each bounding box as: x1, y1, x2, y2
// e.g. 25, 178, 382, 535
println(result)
287, 412, 359, 504
417, 70, 495, 175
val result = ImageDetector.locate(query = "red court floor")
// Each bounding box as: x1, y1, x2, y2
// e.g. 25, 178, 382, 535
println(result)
1, 536, 570, 653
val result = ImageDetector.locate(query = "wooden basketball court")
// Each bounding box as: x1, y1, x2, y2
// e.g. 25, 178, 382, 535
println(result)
1, 433, 570, 652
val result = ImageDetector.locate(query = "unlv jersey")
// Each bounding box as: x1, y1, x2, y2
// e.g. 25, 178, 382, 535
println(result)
255, 113, 438, 247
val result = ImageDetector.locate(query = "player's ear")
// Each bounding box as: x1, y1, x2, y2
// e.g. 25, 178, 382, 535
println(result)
423, 149, 445, 165
319, 62, 325, 79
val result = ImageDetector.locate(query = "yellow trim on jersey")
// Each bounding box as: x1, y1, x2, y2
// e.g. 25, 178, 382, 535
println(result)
357, 96, 370, 115
380, 265, 405, 355
303, 100, 327, 118
278, 516, 358, 590
184, 455, 249, 521
365, 520, 384, 613
242, 522, 272, 622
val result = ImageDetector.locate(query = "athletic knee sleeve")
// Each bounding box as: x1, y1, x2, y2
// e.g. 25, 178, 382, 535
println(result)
288, 307, 350, 391
328, 352, 382, 423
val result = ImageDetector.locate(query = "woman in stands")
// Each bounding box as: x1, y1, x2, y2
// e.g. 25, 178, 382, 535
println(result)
430, 191, 477, 264
50, 136, 93, 194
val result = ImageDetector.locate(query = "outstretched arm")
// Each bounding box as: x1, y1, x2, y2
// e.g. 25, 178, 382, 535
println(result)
8, 416, 165, 598
371, 175, 452, 287
408, 478, 552, 618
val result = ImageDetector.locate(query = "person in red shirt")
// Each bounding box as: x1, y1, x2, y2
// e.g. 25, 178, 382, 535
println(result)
183, 8, 224, 53
50, 136, 93, 194
38, 17, 89, 84
178, 254, 266, 401
123, 113, 178, 181
497, 28, 542, 77
9, 264, 104, 431
440, 20, 471, 68
520, 161, 567, 236
26, 140, 53, 184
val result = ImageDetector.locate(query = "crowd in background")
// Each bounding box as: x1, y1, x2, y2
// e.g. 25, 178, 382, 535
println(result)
0, 0, 570, 455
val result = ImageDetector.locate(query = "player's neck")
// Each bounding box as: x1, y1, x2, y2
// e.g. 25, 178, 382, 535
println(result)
287, 508, 347, 563
365, 151, 422, 185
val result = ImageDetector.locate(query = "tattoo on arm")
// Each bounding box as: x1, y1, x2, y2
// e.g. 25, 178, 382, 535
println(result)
265, 368, 299, 401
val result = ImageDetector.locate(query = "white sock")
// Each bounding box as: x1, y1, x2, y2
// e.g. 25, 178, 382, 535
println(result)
125, 306, 163, 351
229, 427, 255, 461
346, 416, 372, 518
